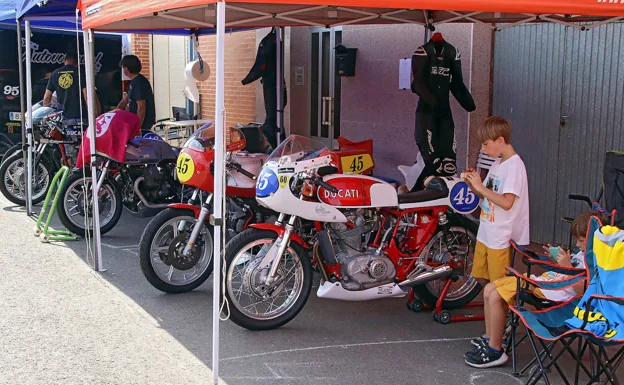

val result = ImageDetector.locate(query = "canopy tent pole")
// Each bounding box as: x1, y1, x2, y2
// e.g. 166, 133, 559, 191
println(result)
25, 20, 33, 216
83, 29, 104, 272
16, 19, 31, 215
187, 36, 195, 117
212, 1, 226, 384
276, 26, 282, 145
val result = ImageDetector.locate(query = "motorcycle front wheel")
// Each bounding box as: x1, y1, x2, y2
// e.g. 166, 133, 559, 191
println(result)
224, 229, 313, 331
57, 169, 123, 237
1, 144, 22, 165
412, 216, 481, 310
0, 150, 53, 206
139, 208, 214, 293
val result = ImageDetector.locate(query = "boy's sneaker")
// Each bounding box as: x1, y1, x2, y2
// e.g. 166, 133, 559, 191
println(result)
470, 334, 510, 350
470, 334, 488, 348
465, 337, 488, 358
465, 347, 509, 368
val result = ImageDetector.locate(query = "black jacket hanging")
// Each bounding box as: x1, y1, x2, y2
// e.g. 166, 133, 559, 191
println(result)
241, 29, 287, 149
411, 40, 476, 112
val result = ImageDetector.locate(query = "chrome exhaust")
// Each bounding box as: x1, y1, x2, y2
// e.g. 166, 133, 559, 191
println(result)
398, 265, 453, 289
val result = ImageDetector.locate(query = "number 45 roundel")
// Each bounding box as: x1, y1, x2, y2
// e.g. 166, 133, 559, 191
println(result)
450, 182, 480, 214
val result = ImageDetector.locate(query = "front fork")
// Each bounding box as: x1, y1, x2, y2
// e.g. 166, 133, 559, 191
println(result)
264, 213, 296, 286
181, 191, 213, 256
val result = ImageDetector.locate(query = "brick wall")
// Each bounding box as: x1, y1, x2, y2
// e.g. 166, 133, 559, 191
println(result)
196, 31, 257, 128
128, 31, 256, 128
130, 34, 151, 82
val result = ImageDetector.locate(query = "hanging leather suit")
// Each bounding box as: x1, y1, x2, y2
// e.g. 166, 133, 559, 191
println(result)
241, 28, 287, 149
411, 35, 476, 190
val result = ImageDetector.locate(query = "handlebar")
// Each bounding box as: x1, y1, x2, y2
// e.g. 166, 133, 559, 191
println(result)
316, 178, 338, 193
229, 162, 257, 180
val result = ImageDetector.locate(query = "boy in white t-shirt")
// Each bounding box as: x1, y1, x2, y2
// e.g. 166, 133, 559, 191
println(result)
464, 116, 530, 287
464, 210, 607, 368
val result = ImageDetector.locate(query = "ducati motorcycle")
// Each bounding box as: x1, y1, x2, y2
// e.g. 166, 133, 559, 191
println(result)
57, 115, 201, 237
0, 102, 82, 206
223, 135, 480, 330
139, 127, 377, 294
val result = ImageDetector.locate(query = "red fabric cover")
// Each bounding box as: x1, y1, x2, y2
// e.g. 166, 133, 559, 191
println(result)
76, 110, 141, 168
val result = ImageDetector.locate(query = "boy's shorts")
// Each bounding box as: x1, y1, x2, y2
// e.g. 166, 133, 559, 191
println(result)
472, 241, 512, 282
494, 275, 544, 305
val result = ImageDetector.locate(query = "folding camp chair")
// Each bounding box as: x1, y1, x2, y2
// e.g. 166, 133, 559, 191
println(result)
506, 241, 587, 377
510, 217, 624, 385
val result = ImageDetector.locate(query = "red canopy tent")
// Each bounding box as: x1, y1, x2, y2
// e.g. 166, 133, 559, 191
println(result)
79, 0, 624, 31
76, 1, 624, 383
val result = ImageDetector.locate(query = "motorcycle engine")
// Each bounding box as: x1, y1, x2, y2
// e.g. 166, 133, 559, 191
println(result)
140, 165, 174, 202
329, 210, 396, 291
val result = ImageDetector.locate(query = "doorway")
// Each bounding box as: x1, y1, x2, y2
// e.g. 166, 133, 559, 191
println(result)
310, 27, 342, 148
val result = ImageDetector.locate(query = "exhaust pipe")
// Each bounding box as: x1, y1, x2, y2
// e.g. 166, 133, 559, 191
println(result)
134, 177, 171, 209
398, 265, 453, 289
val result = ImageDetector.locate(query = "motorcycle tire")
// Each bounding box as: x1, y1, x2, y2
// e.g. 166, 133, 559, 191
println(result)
224, 229, 313, 331
411, 215, 481, 310
57, 169, 123, 237
0, 150, 53, 206
139, 208, 215, 294
1, 144, 22, 165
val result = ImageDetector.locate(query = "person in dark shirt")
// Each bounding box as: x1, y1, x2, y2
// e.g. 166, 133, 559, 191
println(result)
43, 50, 100, 123
116, 55, 155, 130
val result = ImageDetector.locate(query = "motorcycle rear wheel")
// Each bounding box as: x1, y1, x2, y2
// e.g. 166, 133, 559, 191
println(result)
139, 208, 214, 293
224, 229, 312, 331
57, 169, 123, 237
411, 216, 481, 310
0, 150, 53, 206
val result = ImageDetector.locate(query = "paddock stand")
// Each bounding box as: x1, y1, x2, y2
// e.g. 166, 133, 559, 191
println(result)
406, 278, 485, 325
33, 166, 79, 243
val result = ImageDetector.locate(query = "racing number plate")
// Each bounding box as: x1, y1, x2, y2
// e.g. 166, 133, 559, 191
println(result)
340, 154, 373, 174
176, 153, 195, 183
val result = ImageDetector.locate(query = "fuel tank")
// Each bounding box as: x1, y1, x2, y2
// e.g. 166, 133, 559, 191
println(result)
125, 138, 178, 165
317, 174, 398, 208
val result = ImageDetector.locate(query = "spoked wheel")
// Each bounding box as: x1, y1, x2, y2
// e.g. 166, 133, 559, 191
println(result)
224, 229, 313, 331
57, 169, 122, 237
0, 151, 52, 206
412, 217, 480, 310
139, 208, 214, 293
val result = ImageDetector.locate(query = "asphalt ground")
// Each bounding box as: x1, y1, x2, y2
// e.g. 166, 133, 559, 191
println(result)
1, 194, 621, 385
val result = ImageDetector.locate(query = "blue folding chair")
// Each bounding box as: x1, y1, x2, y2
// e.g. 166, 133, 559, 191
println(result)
510, 217, 624, 385
507, 241, 588, 378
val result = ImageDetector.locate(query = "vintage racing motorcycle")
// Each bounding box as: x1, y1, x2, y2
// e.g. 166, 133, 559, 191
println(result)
138, 125, 277, 293
57, 111, 197, 237
139, 128, 377, 294
223, 135, 480, 330
0, 102, 82, 206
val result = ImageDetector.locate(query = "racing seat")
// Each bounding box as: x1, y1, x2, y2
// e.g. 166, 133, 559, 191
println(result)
398, 177, 449, 204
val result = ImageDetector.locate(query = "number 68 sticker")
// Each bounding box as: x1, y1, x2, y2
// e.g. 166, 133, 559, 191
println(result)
450, 182, 480, 214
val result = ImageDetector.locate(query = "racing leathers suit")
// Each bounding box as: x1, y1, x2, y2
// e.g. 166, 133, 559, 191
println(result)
411, 40, 476, 190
